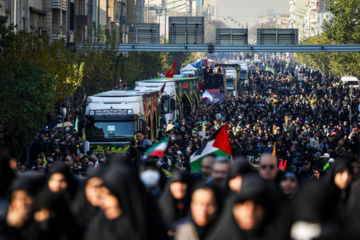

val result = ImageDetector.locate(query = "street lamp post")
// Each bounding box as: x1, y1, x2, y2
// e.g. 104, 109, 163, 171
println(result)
67, 0, 70, 46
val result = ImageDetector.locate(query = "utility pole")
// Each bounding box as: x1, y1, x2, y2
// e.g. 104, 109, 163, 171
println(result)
120, 0, 124, 43
97, 0, 100, 42
189, 0, 192, 16
13, 0, 17, 32
67, 0, 70, 46
164, 10, 167, 43
134, 0, 137, 24
25, 0, 29, 32
162, 0, 166, 43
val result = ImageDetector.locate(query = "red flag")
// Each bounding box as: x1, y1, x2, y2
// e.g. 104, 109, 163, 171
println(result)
279, 158, 287, 171
164, 60, 177, 78
213, 124, 232, 155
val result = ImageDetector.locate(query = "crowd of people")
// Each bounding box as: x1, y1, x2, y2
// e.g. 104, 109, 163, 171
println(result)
2, 59, 360, 239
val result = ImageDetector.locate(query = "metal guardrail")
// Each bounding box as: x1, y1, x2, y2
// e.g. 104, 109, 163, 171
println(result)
75, 43, 360, 53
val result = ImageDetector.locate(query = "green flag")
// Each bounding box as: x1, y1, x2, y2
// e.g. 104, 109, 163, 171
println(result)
323, 162, 330, 170
74, 117, 79, 131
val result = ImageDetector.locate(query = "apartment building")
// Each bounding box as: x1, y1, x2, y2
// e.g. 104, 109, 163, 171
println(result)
289, 0, 307, 40
1, 0, 135, 43
316, 0, 332, 35
303, 0, 317, 38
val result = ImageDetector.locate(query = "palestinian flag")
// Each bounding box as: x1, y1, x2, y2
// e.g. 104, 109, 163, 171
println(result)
144, 138, 169, 159
190, 125, 232, 172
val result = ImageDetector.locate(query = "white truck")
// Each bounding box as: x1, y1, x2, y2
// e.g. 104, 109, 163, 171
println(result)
134, 77, 200, 126
341, 76, 359, 88
224, 67, 238, 97
84, 90, 160, 154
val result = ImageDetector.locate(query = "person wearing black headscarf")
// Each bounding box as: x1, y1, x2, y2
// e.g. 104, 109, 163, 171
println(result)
0, 175, 45, 240
271, 156, 354, 240
159, 170, 195, 230
225, 157, 254, 195
31, 188, 80, 240
71, 167, 105, 236
0, 155, 15, 221
46, 162, 78, 202
279, 171, 299, 201
206, 175, 277, 240
174, 183, 222, 240
85, 165, 167, 240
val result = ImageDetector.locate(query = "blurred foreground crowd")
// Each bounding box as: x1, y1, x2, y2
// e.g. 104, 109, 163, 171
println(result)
2, 153, 360, 240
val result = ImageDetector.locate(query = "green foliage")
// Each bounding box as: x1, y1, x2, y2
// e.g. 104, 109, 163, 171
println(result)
296, 35, 332, 74
0, 59, 56, 157
10, 32, 82, 102
297, 0, 360, 77
324, 0, 360, 44
0, 16, 61, 157
0, 16, 16, 56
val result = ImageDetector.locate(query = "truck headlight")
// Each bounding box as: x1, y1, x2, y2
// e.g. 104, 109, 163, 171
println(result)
128, 110, 133, 114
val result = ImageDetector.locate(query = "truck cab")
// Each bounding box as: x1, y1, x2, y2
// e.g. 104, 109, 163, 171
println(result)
84, 90, 159, 154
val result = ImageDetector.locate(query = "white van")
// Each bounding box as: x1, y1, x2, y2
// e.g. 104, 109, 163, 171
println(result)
341, 76, 359, 88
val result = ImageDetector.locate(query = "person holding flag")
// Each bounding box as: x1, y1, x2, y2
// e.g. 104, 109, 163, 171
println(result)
127, 131, 153, 168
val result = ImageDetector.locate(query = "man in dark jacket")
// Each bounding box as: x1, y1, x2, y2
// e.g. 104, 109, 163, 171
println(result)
127, 131, 152, 167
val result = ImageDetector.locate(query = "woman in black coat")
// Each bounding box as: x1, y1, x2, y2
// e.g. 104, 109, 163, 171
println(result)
71, 167, 105, 236
159, 170, 195, 230
174, 183, 222, 240
206, 175, 277, 240
85, 165, 168, 240
46, 162, 78, 202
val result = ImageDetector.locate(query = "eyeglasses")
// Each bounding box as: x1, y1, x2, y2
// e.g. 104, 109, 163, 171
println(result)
260, 165, 275, 170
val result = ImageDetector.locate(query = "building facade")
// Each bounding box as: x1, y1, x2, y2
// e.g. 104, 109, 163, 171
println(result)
316, 0, 332, 35
0, 0, 135, 43
303, 0, 317, 38
289, 0, 333, 40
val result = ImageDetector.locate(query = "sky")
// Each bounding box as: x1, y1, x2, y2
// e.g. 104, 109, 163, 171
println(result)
217, 0, 290, 28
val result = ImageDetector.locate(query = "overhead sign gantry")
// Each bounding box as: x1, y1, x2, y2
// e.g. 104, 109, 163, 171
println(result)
76, 22, 360, 52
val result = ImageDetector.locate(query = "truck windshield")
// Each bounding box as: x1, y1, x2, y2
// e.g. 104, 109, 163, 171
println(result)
241, 71, 247, 80
86, 121, 135, 139
227, 79, 234, 90
344, 81, 359, 86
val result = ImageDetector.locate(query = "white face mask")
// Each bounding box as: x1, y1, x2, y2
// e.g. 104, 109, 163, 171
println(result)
140, 170, 160, 188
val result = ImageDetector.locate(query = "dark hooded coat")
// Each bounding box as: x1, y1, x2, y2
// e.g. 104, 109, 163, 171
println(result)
85, 165, 168, 240
206, 175, 277, 240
